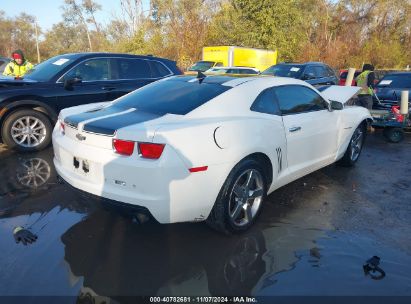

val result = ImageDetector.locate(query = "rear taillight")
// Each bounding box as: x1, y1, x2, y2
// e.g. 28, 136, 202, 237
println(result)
113, 139, 135, 156
138, 142, 165, 159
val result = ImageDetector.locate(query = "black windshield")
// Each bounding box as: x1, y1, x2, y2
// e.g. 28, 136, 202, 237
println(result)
261, 64, 304, 78
114, 78, 231, 115
188, 61, 215, 72
24, 55, 76, 81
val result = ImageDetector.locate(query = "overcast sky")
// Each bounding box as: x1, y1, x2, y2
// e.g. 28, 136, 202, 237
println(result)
1, 0, 150, 32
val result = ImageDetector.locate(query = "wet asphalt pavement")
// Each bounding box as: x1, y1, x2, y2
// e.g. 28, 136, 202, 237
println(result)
0, 131, 411, 302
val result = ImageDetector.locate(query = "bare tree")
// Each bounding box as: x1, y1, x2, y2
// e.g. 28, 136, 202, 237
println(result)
118, 0, 148, 38
82, 0, 102, 33
62, 0, 102, 51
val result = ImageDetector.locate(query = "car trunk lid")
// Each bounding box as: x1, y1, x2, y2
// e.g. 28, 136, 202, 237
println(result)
62, 105, 182, 149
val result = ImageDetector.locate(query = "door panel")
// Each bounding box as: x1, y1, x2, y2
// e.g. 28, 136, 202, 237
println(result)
282, 110, 338, 178
54, 82, 111, 111
274, 85, 339, 179
55, 58, 113, 110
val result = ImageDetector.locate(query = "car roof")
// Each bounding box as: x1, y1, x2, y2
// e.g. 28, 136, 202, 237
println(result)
210, 66, 258, 70
55, 52, 174, 63
277, 61, 327, 66
167, 75, 307, 87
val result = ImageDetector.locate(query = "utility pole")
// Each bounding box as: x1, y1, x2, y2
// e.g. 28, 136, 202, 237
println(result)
34, 20, 41, 63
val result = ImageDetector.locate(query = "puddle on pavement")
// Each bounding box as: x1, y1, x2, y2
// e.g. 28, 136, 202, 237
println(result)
0, 137, 410, 299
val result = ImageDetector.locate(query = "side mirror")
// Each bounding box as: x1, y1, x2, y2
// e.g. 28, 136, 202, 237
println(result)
330, 100, 343, 111
64, 77, 82, 90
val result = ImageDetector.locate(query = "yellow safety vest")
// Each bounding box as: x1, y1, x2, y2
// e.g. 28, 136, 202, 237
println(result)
356, 70, 373, 95
2, 60, 34, 78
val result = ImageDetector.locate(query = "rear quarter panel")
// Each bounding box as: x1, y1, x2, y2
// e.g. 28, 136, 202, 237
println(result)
154, 115, 286, 194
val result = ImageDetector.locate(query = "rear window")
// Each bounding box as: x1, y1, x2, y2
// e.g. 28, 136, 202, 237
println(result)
149, 61, 172, 78
377, 75, 411, 88
113, 78, 231, 115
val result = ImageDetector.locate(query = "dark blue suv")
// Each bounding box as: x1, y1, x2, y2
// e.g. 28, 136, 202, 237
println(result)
261, 62, 338, 86
0, 53, 181, 151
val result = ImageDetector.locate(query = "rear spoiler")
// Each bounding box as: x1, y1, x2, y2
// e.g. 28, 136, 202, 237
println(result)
319, 85, 361, 104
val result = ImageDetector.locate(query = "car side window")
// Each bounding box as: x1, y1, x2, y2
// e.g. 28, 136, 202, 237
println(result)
250, 87, 281, 115
116, 58, 151, 79
64, 58, 110, 81
326, 66, 336, 77
274, 85, 328, 115
149, 61, 171, 78
315, 66, 327, 78
303, 66, 317, 79
215, 62, 223, 67
239, 69, 256, 74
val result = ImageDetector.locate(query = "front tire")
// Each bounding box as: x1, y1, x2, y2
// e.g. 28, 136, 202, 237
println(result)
207, 158, 267, 234
1, 109, 52, 152
338, 124, 366, 167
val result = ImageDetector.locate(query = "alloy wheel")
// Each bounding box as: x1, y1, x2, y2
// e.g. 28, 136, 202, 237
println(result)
10, 116, 47, 148
228, 169, 264, 227
350, 127, 363, 161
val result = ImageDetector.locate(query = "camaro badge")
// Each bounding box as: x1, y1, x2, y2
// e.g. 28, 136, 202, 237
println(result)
76, 133, 86, 141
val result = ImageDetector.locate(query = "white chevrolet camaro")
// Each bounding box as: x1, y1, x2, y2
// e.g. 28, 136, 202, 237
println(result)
53, 75, 372, 233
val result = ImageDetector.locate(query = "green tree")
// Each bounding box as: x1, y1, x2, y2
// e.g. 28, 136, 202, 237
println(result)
40, 22, 91, 58
207, 0, 307, 61
0, 11, 38, 62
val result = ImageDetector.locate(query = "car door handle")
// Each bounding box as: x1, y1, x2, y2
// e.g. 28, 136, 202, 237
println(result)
102, 86, 116, 91
289, 126, 301, 132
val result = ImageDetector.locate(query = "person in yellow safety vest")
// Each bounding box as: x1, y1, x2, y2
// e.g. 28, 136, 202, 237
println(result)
2, 49, 34, 78
355, 63, 375, 110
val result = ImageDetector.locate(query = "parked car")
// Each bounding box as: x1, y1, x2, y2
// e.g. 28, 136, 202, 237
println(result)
261, 62, 338, 86
0, 57, 11, 74
53, 75, 371, 233
205, 66, 260, 75
338, 69, 361, 86
374, 72, 411, 106
188, 61, 223, 72
0, 53, 181, 152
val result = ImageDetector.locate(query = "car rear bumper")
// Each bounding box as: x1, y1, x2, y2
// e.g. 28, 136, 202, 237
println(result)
57, 173, 154, 219
52, 127, 232, 224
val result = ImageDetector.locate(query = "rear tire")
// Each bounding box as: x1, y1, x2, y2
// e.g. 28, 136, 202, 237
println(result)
1, 109, 52, 152
206, 158, 267, 234
338, 123, 366, 167
383, 128, 404, 143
